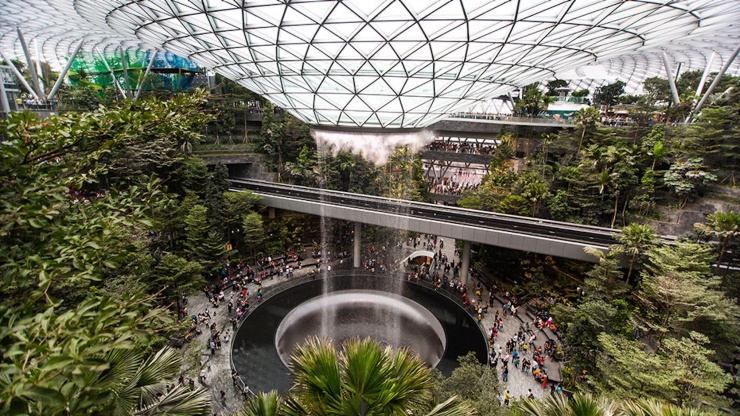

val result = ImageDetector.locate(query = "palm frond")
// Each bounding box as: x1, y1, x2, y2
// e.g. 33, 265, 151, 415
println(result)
134, 385, 211, 416
241, 390, 281, 416
424, 396, 476, 416
619, 398, 700, 416
289, 337, 342, 413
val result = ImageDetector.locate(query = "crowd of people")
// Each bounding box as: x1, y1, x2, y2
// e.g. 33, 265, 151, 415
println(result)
179, 233, 564, 411
427, 140, 498, 155
427, 171, 483, 195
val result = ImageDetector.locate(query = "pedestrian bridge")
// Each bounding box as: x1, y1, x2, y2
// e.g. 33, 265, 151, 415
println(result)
229, 179, 621, 263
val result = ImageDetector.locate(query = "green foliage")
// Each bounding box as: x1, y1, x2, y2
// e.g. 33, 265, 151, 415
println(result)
593, 81, 626, 109
0, 295, 187, 414
574, 107, 602, 149
284, 145, 318, 186
433, 352, 502, 416
0, 95, 215, 414
545, 79, 569, 96
284, 337, 474, 416
663, 158, 718, 209
242, 211, 266, 255
500, 194, 532, 216
152, 253, 204, 302
241, 390, 283, 416
514, 83, 555, 117
638, 242, 739, 356
694, 210, 740, 285
612, 223, 657, 283
516, 393, 706, 416
642, 77, 672, 106
661, 333, 730, 407
595, 333, 675, 401
547, 190, 572, 221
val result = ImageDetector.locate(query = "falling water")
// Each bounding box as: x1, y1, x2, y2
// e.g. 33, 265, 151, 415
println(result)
310, 128, 435, 349
314, 140, 334, 339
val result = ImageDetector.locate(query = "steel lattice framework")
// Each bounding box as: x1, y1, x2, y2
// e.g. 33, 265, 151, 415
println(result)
1, 0, 739, 127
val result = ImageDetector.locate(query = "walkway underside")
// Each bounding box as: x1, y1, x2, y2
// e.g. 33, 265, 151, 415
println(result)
256, 194, 603, 263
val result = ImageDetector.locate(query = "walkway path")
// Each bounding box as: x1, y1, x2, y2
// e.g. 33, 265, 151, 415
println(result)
183, 238, 558, 414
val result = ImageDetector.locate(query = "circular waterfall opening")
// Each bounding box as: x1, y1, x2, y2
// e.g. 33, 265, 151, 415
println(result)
275, 290, 446, 368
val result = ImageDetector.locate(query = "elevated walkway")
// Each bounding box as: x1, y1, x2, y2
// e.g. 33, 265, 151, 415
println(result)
229, 179, 621, 263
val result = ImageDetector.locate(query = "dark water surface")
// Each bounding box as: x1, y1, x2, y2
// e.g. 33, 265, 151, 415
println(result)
231, 274, 487, 392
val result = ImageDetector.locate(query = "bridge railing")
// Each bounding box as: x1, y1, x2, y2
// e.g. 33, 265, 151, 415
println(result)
447, 113, 574, 126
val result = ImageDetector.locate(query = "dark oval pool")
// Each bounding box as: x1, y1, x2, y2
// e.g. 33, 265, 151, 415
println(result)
231, 274, 487, 392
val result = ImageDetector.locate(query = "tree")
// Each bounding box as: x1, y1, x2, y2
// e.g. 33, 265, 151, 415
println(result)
514, 83, 555, 117
84, 348, 211, 415
663, 158, 718, 209
240, 391, 282, 416
583, 248, 630, 302
593, 81, 626, 110
0, 94, 211, 415
284, 145, 318, 186
518, 172, 550, 217
258, 101, 286, 179
572, 89, 590, 98
642, 77, 672, 106
516, 393, 704, 416
223, 191, 260, 252
499, 194, 531, 216
662, 333, 730, 407
152, 253, 204, 306
283, 337, 474, 416
595, 333, 675, 401
432, 352, 501, 416
205, 163, 230, 234
621, 398, 710, 416
694, 210, 740, 287
242, 211, 266, 255
516, 393, 618, 416
637, 242, 738, 352
545, 79, 569, 96
574, 107, 601, 149
184, 204, 211, 258
612, 224, 657, 285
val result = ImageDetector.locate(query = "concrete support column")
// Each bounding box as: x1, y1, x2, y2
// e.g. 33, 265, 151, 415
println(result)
268, 207, 276, 219
460, 240, 471, 286
353, 222, 362, 268
0, 70, 10, 115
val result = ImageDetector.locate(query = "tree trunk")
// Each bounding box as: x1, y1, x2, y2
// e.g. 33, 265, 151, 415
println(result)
627, 252, 637, 285
620, 191, 631, 226
718, 238, 729, 289
611, 190, 620, 228
243, 110, 249, 144
579, 127, 586, 149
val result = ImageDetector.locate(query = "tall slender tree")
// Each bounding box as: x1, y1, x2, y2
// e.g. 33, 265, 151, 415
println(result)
694, 210, 740, 288
612, 224, 657, 285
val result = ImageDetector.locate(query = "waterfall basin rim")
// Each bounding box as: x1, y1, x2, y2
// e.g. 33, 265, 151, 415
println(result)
274, 289, 447, 368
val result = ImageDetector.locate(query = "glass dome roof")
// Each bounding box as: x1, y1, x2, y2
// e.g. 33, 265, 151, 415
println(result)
1, 0, 739, 128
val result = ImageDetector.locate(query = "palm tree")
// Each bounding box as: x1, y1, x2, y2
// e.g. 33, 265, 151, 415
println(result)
516, 394, 702, 416
240, 391, 282, 416
620, 398, 702, 416
86, 348, 211, 415
649, 141, 668, 171
613, 223, 657, 285
283, 337, 474, 416
574, 107, 601, 150
516, 393, 617, 416
694, 210, 740, 288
